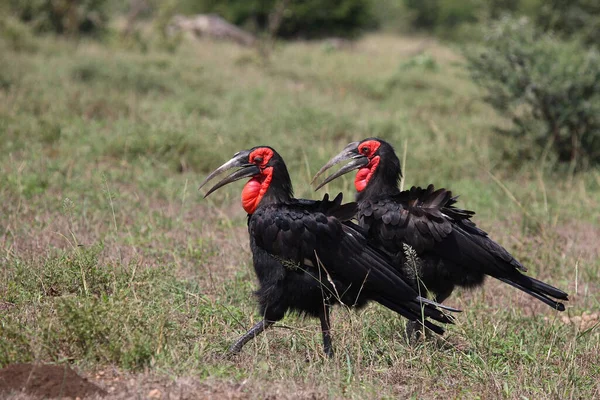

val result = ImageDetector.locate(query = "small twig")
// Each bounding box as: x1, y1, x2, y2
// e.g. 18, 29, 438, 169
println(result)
400, 138, 408, 192
102, 174, 118, 233
353, 270, 369, 308
315, 251, 341, 303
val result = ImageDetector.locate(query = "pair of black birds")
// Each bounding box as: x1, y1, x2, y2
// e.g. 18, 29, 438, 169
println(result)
199, 138, 569, 357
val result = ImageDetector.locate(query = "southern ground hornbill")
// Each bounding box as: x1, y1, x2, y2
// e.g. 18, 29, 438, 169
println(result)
199, 146, 458, 356
313, 138, 569, 336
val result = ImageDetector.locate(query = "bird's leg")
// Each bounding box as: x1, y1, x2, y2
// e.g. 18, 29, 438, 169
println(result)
406, 291, 451, 344
229, 319, 273, 355
405, 320, 426, 343
319, 306, 334, 357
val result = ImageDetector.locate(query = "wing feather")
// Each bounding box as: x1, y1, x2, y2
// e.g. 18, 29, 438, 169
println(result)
249, 194, 455, 329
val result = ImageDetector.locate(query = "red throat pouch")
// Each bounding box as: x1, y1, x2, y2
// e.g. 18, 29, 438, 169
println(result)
355, 156, 380, 192
241, 167, 273, 214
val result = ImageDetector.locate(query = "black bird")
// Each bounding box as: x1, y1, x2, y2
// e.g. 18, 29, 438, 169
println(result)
313, 138, 569, 336
199, 146, 458, 356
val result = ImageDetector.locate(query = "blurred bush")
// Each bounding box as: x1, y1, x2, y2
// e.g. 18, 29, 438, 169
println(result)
400, 0, 483, 37
466, 17, 600, 168
0, 16, 39, 52
177, 0, 377, 39
398, 52, 438, 71
485, 0, 520, 19
8, 0, 109, 36
398, 0, 599, 46
398, 0, 511, 40
403, 0, 441, 30
369, 0, 411, 33
535, 0, 600, 46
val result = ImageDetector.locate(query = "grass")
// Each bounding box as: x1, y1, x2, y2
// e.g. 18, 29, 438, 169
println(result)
0, 28, 599, 399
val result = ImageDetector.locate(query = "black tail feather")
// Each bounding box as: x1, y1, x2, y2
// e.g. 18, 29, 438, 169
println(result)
375, 294, 455, 325
373, 296, 447, 335
497, 277, 567, 311
529, 276, 569, 300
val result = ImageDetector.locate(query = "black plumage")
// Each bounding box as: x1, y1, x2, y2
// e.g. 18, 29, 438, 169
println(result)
313, 138, 569, 332
199, 146, 457, 356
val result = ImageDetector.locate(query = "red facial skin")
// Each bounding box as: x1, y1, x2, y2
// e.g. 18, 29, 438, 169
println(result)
354, 140, 381, 192
241, 148, 274, 214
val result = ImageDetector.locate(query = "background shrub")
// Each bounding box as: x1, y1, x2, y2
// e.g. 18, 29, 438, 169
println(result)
466, 17, 600, 168
401, 0, 491, 35
398, 0, 599, 46
176, 0, 377, 39
8, 0, 109, 36
535, 0, 600, 46
0, 16, 39, 52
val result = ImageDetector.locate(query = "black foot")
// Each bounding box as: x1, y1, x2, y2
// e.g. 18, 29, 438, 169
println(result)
323, 344, 334, 358
405, 320, 432, 344
228, 320, 273, 355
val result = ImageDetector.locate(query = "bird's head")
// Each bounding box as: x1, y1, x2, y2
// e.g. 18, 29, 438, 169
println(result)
312, 138, 401, 196
199, 146, 293, 214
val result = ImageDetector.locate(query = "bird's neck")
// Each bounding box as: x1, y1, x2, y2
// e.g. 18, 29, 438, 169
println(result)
259, 184, 294, 207
355, 158, 401, 202
356, 181, 399, 203
242, 169, 293, 214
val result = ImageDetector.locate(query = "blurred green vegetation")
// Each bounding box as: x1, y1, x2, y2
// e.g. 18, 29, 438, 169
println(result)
392, 0, 599, 44
466, 17, 600, 169
8, 0, 110, 36
1, 1, 599, 169
535, 0, 600, 46
3, 0, 599, 45
177, 0, 377, 38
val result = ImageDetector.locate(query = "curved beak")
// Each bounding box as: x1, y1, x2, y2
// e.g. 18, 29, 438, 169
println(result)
312, 142, 368, 191
198, 150, 260, 198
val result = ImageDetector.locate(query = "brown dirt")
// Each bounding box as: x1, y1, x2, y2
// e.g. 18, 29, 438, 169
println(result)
89, 368, 325, 400
554, 219, 600, 262
0, 363, 106, 399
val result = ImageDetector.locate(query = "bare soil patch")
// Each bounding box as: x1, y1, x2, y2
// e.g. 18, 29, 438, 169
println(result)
555, 219, 600, 262
0, 363, 106, 399
89, 368, 325, 400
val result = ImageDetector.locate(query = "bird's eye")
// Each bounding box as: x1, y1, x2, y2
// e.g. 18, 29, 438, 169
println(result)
361, 146, 369, 154
254, 156, 263, 164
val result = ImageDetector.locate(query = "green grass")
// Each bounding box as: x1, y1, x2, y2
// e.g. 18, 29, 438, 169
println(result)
0, 30, 599, 399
